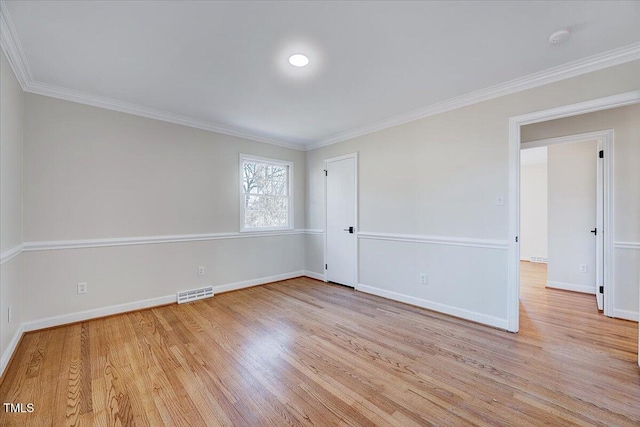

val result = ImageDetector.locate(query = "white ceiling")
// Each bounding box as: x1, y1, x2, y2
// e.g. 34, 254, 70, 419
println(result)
3, 1, 640, 149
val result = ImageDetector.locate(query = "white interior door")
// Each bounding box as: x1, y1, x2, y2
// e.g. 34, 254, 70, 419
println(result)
546, 140, 598, 297
325, 155, 357, 287
595, 143, 604, 311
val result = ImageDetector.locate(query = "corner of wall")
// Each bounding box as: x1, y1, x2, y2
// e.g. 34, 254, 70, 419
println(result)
0, 47, 26, 379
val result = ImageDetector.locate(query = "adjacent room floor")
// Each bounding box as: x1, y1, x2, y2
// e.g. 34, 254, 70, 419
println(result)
0, 269, 638, 426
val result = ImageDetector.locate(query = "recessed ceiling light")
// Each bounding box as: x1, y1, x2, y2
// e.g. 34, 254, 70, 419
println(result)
288, 54, 309, 67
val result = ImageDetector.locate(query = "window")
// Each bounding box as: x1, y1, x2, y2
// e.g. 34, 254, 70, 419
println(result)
240, 155, 293, 231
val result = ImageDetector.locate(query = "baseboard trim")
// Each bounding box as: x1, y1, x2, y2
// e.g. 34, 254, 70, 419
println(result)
211, 271, 306, 294
0, 324, 24, 380
4, 271, 313, 379
303, 270, 325, 281
23, 271, 312, 332
356, 283, 509, 330
546, 281, 595, 295
22, 294, 177, 332
612, 309, 638, 322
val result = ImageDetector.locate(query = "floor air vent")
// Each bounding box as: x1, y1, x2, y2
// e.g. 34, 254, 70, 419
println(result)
177, 286, 214, 304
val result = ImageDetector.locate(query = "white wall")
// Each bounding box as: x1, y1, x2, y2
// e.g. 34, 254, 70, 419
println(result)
24, 235, 305, 324
0, 50, 25, 364
546, 140, 598, 293
520, 147, 548, 262
305, 60, 640, 328
24, 95, 307, 240
22, 93, 307, 325
522, 103, 640, 319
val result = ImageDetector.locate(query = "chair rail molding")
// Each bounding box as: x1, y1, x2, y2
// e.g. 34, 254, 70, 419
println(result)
22, 230, 318, 252
357, 231, 509, 250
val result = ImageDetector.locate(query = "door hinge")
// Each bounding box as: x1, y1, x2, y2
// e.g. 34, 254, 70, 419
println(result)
599, 285, 604, 294
599, 150, 604, 158
324, 170, 327, 176
515, 236, 518, 243
325, 264, 328, 270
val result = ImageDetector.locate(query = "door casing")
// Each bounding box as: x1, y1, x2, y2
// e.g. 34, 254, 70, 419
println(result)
508, 90, 640, 333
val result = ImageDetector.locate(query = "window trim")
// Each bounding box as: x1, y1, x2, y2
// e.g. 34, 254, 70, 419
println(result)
239, 154, 294, 232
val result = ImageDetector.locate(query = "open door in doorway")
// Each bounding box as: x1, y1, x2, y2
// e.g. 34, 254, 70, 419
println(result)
595, 141, 604, 311
520, 130, 612, 317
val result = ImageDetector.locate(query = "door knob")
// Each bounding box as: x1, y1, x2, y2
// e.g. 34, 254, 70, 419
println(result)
590, 228, 597, 235
342, 226, 355, 234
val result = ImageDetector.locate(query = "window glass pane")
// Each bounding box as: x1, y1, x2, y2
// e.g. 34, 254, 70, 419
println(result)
265, 165, 286, 180
244, 210, 261, 228
245, 195, 287, 211
245, 210, 288, 228
265, 179, 287, 196
253, 163, 266, 179
242, 162, 256, 193
269, 210, 288, 227
241, 159, 290, 229
244, 178, 264, 195
244, 179, 288, 195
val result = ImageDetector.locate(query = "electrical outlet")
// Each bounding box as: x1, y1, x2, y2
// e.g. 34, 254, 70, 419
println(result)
198, 266, 205, 276
77, 282, 87, 294
579, 264, 587, 273
8, 305, 13, 323
420, 273, 428, 285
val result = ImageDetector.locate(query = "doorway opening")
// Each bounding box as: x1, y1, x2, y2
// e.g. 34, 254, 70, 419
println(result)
507, 90, 640, 333
519, 131, 610, 319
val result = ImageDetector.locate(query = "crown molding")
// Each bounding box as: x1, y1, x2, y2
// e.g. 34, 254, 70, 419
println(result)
24, 81, 305, 151
2, 0, 639, 152
305, 41, 640, 151
0, 0, 32, 88
0, 1, 304, 151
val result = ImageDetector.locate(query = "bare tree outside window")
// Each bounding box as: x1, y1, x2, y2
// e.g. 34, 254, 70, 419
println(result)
241, 157, 291, 230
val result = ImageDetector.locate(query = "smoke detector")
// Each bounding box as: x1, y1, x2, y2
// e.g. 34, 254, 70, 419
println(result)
549, 29, 570, 44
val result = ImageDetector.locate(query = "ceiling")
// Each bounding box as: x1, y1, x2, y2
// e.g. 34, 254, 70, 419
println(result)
3, 1, 640, 149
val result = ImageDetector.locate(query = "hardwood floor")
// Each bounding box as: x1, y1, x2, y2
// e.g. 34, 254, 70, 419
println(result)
1, 263, 638, 426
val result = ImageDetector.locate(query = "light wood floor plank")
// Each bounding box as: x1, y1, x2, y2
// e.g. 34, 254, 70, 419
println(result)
1, 262, 638, 426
